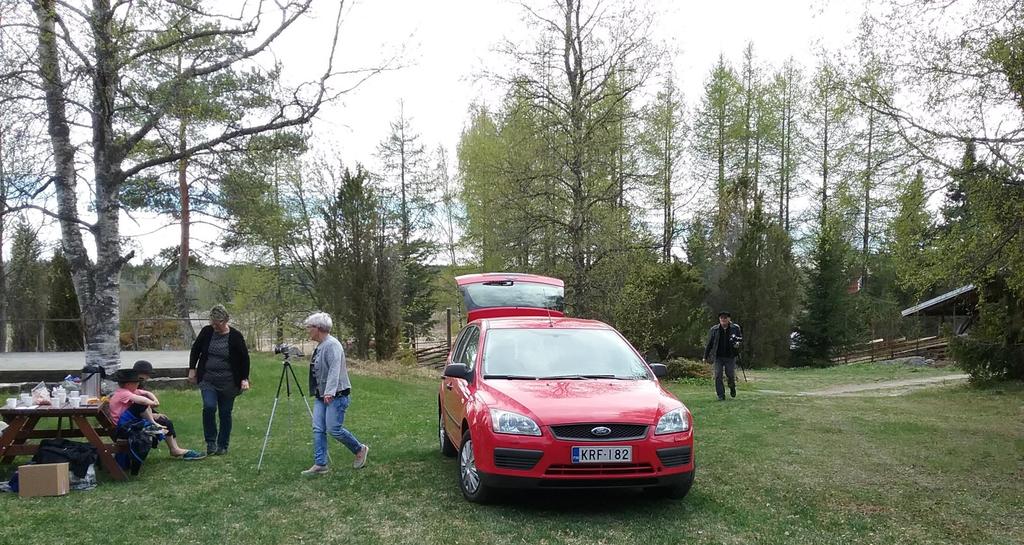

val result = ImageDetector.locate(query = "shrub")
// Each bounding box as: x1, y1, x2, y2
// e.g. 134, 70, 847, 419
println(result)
664, 358, 712, 380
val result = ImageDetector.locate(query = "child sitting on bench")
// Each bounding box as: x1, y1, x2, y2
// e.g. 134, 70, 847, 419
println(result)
109, 368, 204, 461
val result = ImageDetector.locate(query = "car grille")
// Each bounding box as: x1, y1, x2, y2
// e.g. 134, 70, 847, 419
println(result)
538, 477, 659, 489
544, 463, 655, 476
493, 448, 543, 470
656, 447, 692, 467
550, 424, 648, 441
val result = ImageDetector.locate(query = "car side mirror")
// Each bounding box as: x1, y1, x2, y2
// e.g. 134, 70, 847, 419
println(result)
649, 363, 668, 378
443, 363, 473, 381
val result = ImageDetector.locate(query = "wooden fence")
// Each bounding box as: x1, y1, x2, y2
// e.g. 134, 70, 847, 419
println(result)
413, 307, 453, 368
415, 342, 450, 368
833, 336, 951, 364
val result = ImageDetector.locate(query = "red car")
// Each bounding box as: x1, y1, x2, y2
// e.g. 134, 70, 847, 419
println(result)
438, 273, 695, 503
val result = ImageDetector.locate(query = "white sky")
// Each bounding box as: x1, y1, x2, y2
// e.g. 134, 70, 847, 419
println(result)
18, 0, 867, 263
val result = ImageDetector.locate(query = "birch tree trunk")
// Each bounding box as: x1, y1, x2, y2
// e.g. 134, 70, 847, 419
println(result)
0, 121, 7, 353
34, 0, 126, 371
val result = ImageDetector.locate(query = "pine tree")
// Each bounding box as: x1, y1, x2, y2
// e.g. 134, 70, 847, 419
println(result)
793, 215, 854, 366
721, 195, 800, 367
766, 59, 803, 232
806, 58, 853, 224
694, 56, 743, 256
8, 222, 46, 351
889, 169, 933, 296
640, 76, 687, 262
322, 166, 378, 358
378, 104, 436, 340
46, 250, 83, 351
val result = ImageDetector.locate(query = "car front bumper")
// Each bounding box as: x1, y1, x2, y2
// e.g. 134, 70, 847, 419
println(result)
473, 427, 695, 489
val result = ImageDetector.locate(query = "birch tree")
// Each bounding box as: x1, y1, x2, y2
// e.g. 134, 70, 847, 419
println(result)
1, 0, 351, 370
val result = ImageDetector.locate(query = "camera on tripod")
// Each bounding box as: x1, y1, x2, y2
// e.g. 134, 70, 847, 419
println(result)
273, 343, 304, 358
729, 333, 743, 349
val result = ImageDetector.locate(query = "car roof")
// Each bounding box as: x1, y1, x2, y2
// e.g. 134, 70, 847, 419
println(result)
478, 317, 614, 330
455, 272, 564, 287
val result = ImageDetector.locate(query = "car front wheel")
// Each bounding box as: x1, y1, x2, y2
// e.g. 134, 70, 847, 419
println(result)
653, 468, 694, 500
458, 430, 493, 503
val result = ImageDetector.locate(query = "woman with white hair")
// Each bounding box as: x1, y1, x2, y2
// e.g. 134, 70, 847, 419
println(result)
302, 311, 369, 476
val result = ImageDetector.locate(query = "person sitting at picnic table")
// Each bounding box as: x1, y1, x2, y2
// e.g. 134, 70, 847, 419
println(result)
131, 360, 206, 461
109, 368, 205, 461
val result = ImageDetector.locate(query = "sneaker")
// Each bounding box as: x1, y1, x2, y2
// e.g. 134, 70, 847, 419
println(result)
301, 465, 329, 476
717, 396, 726, 401
730, 385, 736, 398
213, 447, 228, 456
353, 445, 369, 469
181, 450, 206, 461
207, 444, 216, 456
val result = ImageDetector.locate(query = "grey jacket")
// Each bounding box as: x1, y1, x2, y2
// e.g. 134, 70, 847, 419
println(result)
309, 335, 352, 398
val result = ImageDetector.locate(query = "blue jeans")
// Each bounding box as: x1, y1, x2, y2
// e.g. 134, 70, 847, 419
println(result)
312, 395, 363, 466
201, 388, 236, 450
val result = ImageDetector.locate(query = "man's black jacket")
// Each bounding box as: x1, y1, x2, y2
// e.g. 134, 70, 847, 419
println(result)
704, 323, 742, 361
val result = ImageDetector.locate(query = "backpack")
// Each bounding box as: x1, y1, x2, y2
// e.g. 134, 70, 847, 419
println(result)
31, 438, 98, 478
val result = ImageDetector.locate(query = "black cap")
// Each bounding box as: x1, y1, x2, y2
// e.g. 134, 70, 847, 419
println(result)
718, 311, 731, 318
132, 360, 155, 376
111, 368, 141, 384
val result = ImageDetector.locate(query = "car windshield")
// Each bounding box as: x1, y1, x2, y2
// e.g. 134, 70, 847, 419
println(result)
461, 281, 565, 312
483, 328, 651, 380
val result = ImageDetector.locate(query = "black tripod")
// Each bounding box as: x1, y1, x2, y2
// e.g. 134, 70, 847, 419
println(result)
257, 350, 317, 473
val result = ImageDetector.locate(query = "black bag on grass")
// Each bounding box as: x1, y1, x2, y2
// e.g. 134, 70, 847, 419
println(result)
31, 438, 98, 478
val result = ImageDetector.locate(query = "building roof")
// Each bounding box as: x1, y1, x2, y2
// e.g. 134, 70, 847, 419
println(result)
901, 284, 978, 317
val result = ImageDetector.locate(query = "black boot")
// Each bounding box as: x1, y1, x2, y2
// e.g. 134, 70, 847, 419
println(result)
729, 385, 736, 398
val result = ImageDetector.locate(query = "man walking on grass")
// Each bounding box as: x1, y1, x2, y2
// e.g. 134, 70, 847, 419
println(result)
704, 311, 742, 401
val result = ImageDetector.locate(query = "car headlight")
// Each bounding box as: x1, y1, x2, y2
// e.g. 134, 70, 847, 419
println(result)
655, 408, 690, 435
490, 409, 541, 436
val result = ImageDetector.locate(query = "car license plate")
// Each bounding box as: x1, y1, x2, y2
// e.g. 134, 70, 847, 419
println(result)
571, 446, 632, 463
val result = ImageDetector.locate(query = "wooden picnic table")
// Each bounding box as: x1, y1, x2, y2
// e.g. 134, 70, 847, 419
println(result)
0, 405, 128, 481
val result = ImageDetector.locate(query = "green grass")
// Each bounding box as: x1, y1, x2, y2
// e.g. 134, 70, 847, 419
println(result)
1, 356, 1021, 545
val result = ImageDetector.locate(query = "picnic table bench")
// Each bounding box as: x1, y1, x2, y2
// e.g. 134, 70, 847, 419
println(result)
0, 404, 129, 481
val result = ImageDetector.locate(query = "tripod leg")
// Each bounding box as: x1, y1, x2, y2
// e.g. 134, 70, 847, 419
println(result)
257, 365, 289, 474
286, 362, 329, 463
287, 362, 316, 420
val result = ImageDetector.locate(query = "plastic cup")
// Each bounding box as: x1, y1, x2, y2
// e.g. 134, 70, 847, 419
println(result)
19, 394, 31, 405
4, 398, 15, 409
68, 397, 81, 408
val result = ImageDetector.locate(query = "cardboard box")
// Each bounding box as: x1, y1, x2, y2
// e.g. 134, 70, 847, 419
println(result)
18, 462, 70, 498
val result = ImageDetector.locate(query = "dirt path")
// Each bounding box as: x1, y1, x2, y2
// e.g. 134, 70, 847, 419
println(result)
792, 373, 971, 397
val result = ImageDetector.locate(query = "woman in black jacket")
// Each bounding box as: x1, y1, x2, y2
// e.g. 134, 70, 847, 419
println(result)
188, 305, 250, 456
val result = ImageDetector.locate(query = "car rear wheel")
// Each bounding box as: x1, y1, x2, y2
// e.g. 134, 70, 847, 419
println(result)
458, 431, 493, 503
438, 405, 457, 457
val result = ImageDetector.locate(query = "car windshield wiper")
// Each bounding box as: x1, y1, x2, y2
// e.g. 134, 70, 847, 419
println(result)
483, 374, 538, 380
537, 374, 620, 380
